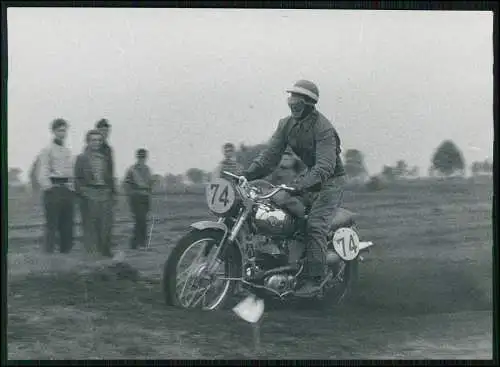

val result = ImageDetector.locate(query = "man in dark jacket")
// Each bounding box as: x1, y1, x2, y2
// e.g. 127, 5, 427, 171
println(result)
95, 118, 117, 247
124, 149, 153, 249
74, 129, 115, 257
95, 119, 116, 196
243, 80, 346, 295
213, 142, 244, 178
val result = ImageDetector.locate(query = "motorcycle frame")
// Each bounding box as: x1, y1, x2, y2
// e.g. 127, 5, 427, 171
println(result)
193, 177, 375, 278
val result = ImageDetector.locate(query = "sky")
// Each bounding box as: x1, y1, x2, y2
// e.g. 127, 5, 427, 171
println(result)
7, 8, 493, 181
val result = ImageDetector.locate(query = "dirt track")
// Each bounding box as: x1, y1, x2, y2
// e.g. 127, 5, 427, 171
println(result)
7, 179, 494, 359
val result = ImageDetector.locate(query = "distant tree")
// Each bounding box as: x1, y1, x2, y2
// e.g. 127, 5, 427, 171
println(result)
431, 140, 465, 177
165, 173, 181, 186
151, 174, 165, 193
343, 149, 368, 180
381, 165, 395, 181
8, 167, 22, 186
481, 159, 493, 174
471, 159, 493, 176
393, 160, 409, 178
407, 166, 420, 177
186, 168, 206, 184
471, 161, 482, 176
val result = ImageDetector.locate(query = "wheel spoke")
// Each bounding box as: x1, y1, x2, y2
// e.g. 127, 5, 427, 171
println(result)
177, 261, 202, 285
176, 240, 211, 301
173, 236, 232, 310
184, 284, 209, 307
178, 271, 200, 306
190, 284, 214, 308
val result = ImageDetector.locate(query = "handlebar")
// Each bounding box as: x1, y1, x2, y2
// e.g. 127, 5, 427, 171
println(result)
221, 170, 296, 200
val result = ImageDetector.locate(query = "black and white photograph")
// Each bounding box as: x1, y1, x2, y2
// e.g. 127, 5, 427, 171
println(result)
5, 6, 494, 360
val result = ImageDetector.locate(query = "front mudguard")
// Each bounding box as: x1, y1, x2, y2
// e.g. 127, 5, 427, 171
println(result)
190, 220, 228, 233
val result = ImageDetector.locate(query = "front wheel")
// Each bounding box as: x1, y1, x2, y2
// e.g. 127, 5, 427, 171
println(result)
162, 229, 240, 310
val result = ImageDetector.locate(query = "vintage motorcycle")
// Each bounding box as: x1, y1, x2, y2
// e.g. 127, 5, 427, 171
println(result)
162, 171, 375, 310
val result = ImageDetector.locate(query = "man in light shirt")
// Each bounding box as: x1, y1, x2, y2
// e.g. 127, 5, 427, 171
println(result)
37, 118, 75, 254
124, 149, 153, 249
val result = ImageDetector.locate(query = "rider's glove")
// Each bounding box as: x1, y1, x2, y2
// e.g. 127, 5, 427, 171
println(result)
243, 163, 263, 182
288, 184, 304, 197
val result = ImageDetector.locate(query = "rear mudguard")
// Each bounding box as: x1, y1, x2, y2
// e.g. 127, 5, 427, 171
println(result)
359, 241, 374, 251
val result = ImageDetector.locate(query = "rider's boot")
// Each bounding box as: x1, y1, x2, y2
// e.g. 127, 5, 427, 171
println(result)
294, 261, 327, 296
294, 277, 322, 296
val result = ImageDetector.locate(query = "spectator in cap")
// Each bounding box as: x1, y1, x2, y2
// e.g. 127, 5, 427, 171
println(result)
124, 148, 153, 249
95, 119, 116, 195
36, 118, 76, 253
212, 142, 244, 179
95, 118, 117, 247
74, 129, 115, 257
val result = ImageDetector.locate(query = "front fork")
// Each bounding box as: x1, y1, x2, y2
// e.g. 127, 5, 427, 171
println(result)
206, 209, 250, 273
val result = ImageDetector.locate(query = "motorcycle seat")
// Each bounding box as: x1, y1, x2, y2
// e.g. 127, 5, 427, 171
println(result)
303, 208, 354, 222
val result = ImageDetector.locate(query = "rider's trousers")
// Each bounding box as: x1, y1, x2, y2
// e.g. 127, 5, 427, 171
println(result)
304, 176, 345, 278
272, 175, 345, 278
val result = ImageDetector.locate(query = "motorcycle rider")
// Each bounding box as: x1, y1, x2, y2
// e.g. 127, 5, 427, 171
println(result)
243, 80, 346, 295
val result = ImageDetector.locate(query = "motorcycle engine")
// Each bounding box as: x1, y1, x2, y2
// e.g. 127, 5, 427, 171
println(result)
253, 202, 296, 237
264, 274, 296, 294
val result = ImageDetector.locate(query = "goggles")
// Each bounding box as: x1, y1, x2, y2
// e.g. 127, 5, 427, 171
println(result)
287, 95, 314, 107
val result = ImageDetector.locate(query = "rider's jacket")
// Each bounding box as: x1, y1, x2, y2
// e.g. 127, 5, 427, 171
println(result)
247, 108, 346, 191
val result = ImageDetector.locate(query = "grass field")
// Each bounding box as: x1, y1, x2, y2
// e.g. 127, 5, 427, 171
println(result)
7, 178, 494, 359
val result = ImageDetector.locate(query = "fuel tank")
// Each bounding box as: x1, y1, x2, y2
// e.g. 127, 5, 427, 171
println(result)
253, 202, 297, 237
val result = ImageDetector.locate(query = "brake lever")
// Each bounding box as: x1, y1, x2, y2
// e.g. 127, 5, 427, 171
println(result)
280, 185, 300, 196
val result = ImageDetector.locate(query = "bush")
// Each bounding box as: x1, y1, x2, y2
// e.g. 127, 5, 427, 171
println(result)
365, 175, 385, 191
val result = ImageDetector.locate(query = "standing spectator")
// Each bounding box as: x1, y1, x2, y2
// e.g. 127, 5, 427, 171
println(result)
95, 118, 116, 195
213, 142, 244, 178
74, 129, 115, 257
37, 118, 75, 254
124, 149, 153, 249
95, 118, 117, 247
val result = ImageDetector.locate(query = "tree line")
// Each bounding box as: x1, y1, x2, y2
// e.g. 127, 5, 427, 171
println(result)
7, 139, 493, 192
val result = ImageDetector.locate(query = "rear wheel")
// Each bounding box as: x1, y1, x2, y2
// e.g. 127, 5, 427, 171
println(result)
319, 258, 358, 307
319, 223, 360, 307
162, 229, 240, 310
